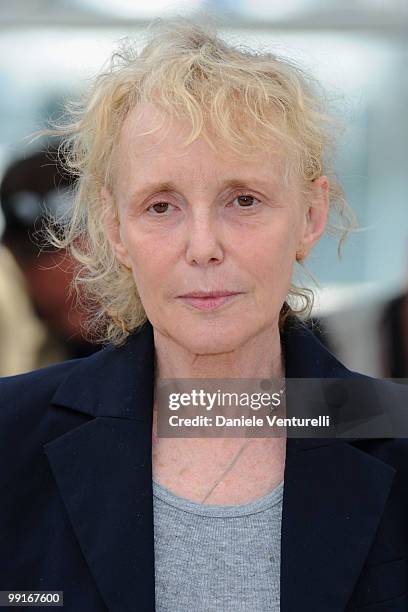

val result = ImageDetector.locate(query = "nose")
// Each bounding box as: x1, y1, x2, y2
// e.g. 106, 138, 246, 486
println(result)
185, 209, 224, 267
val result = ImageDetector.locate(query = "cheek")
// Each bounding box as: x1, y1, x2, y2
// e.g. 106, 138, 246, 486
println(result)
236, 223, 297, 307
123, 229, 172, 285
240, 222, 297, 275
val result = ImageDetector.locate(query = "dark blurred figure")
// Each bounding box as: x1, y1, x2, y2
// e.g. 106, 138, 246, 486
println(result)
381, 291, 408, 378
306, 290, 408, 380
0, 146, 100, 376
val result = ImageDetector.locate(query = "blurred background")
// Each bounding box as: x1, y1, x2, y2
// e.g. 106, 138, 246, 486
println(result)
0, 0, 407, 378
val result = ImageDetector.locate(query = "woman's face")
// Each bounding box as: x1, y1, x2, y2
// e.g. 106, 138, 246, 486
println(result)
103, 102, 328, 353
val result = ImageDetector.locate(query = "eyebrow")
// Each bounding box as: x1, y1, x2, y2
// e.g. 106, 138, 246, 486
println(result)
128, 177, 274, 203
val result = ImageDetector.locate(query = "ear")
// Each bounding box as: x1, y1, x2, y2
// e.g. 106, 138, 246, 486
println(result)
101, 186, 132, 269
297, 176, 329, 260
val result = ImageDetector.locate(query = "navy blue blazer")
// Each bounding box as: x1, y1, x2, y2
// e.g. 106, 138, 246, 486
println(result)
1, 316, 408, 612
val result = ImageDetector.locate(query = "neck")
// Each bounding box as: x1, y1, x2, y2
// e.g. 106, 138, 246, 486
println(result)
152, 323, 285, 381
151, 323, 287, 503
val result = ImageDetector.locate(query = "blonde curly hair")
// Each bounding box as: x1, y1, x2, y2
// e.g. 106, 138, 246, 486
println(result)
41, 14, 357, 347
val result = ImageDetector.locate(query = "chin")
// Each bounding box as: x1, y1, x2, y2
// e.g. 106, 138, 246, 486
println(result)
175, 322, 250, 355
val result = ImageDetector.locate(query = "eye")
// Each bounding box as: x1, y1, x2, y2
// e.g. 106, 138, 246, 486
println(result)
146, 201, 175, 215
229, 193, 261, 209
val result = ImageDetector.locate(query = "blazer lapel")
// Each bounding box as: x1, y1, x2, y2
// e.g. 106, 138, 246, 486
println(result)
43, 317, 397, 612
44, 321, 157, 612
281, 318, 397, 611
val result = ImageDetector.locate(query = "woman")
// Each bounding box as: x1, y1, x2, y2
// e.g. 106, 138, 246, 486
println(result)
1, 17, 407, 612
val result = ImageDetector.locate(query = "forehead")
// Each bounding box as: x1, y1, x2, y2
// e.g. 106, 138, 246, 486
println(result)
112, 102, 290, 190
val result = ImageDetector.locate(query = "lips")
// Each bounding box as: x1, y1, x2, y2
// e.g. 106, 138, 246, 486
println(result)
179, 291, 241, 298
177, 292, 243, 311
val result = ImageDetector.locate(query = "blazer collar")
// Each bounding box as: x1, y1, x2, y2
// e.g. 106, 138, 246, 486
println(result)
44, 316, 396, 612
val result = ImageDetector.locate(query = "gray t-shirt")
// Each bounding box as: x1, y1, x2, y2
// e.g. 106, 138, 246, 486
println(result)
153, 478, 284, 611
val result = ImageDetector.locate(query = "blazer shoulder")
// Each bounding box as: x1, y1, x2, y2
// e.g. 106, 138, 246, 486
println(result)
1, 357, 83, 398
361, 370, 408, 412
348, 375, 408, 474
0, 357, 85, 428
347, 369, 408, 403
